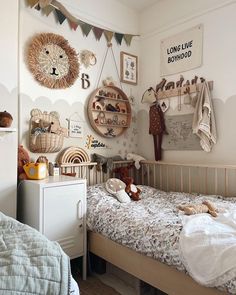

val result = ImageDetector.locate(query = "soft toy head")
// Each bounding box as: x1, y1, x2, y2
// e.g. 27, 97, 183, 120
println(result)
18, 145, 30, 180
113, 164, 133, 182
123, 176, 141, 201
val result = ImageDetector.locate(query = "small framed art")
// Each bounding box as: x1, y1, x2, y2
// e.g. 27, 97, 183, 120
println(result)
120, 51, 138, 85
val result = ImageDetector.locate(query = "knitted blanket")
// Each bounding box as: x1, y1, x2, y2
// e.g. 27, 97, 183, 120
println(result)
0, 212, 70, 295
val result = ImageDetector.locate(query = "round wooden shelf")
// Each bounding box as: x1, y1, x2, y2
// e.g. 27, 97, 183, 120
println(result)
87, 86, 131, 138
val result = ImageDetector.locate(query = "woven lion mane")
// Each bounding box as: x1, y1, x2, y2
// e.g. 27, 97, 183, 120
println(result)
27, 32, 79, 89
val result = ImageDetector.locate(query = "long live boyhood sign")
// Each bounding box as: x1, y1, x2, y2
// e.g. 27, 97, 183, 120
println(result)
160, 24, 203, 76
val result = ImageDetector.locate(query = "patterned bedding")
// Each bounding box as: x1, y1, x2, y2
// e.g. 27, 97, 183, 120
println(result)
87, 184, 236, 294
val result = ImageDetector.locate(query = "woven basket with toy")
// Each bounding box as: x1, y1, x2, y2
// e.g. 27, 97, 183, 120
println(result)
29, 108, 68, 153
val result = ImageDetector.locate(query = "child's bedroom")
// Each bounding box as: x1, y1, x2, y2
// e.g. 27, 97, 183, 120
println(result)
1, 0, 236, 294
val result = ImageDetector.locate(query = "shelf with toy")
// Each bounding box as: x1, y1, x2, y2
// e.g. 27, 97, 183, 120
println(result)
88, 86, 131, 138
95, 95, 128, 103
91, 109, 130, 115
96, 123, 129, 128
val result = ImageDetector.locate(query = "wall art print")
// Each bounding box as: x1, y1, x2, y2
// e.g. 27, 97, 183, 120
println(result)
27, 32, 79, 89
120, 51, 138, 85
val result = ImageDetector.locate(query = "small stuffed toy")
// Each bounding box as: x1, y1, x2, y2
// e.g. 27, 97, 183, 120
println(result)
112, 164, 134, 182
18, 145, 30, 181
123, 177, 141, 201
178, 200, 218, 217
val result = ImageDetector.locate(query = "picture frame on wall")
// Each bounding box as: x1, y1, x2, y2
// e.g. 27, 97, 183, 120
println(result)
120, 51, 138, 85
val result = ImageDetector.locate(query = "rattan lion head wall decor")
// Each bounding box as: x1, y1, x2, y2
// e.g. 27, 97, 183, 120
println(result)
27, 32, 79, 89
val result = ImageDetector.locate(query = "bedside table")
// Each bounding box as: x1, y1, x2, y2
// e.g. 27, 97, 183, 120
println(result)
18, 175, 87, 279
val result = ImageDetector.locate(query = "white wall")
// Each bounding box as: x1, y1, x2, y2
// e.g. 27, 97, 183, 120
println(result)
19, 0, 140, 162
138, 0, 236, 165
0, 1, 18, 217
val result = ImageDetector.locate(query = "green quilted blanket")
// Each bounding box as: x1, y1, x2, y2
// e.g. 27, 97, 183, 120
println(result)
0, 212, 70, 295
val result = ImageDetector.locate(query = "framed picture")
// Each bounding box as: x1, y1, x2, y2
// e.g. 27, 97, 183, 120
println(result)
68, 119, 84, 138
120, 51, 138, 85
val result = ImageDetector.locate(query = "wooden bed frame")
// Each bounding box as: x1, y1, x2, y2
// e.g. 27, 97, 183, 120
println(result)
60, 160, 236, 295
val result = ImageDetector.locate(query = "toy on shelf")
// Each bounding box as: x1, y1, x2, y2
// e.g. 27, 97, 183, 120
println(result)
88, 86, 131, 138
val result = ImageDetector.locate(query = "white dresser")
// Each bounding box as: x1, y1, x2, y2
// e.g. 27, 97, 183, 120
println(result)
18, 175, 87, 279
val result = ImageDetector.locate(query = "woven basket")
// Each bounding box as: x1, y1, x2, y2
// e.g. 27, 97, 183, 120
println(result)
30, 133, 64, 153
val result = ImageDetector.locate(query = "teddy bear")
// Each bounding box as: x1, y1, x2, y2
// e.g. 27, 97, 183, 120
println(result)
112, 164, 134, 181
178, 200, 218, 217
18, 145, 30, 181
122, 176, 141, 201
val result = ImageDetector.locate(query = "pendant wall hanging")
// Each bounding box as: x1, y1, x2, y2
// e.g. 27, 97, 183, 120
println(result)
27, 32, 79, 89
87, 43, 131, 138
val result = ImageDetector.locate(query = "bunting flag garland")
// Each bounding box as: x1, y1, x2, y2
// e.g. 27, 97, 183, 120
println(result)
55, 9, 66, 24
93, 27, 103, 41
42, 5, 54, 16
80, 23, 93, 37
27, 0, 139, 46
115, 33, 124, 45
27, 0, 38, 8
69, 20, 79, 31
104, 30, 114, 43
34, 3, 41, 10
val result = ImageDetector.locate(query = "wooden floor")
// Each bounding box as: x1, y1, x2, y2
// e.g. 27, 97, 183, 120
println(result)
77, 275, 121, 295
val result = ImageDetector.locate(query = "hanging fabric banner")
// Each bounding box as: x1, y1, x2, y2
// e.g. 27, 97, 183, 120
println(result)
28, 0, 138, 46
160, 24, 203, 76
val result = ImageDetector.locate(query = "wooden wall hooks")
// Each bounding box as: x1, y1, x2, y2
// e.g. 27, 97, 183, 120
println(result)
156, 81, 213, 100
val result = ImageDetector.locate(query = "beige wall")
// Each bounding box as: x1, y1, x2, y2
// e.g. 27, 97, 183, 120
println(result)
138, 0, 236, 165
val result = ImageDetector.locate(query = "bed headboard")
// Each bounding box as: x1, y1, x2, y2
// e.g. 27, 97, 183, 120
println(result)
140, 161, 236, 197
60, 161, 236, 197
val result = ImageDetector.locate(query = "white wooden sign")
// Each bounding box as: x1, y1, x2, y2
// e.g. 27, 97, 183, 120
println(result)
160, 24, 203, 76
68, 120, 84, 138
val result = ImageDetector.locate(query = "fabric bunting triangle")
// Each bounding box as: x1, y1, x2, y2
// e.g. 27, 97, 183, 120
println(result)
34, 3, 41, 10
55, 9, 66, 24
27, 0, 39, 8
69, 20, 79, 31
104, 30, 114, 43
42, 5, 54, 16
124, 34, 134, 46
115, 33, 124, 45
93, 27, 104, 41
80, 23, 93, 37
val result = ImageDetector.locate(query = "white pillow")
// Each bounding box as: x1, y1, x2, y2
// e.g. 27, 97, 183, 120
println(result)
105, 178, 131, 203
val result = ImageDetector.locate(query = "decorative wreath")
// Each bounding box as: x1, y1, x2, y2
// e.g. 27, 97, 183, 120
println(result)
27, 33, 79, 89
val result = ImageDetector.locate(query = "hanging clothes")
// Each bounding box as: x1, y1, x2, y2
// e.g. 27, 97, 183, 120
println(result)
149, 104, 166, 161
192, 81, 217, 152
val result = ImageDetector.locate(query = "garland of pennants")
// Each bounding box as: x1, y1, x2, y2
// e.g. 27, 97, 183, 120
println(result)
26, 0, 138, 46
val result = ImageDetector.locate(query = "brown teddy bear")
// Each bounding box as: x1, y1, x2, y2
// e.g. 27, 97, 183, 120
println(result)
18, 145, 30, 181
123, 176, 141, 201
178, 200, 218, 217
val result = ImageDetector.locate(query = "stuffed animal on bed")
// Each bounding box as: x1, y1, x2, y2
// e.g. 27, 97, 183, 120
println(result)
178, 200, 218, 217
123, 176, 141, 201
112, 164, 134, 182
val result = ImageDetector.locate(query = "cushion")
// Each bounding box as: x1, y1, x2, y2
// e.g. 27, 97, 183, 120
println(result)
105, 178, 131, 203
